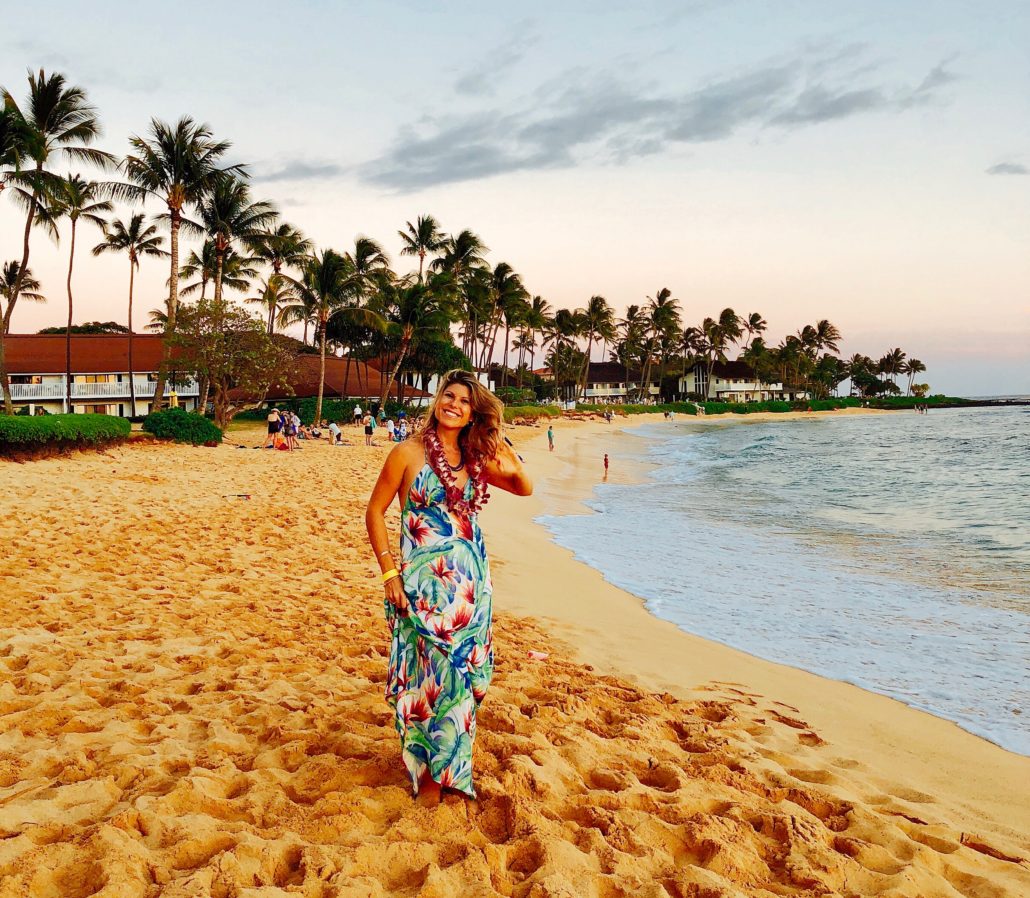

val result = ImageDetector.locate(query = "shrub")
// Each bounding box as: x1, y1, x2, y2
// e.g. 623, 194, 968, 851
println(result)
0, 413, 130, 457
578, 402, 699, 416
504, 405, 562, 423
142, 408, 223, 445
495, 386, 537, 406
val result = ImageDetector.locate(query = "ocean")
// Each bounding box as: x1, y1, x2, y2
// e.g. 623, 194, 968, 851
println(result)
538, 406, 1030, 755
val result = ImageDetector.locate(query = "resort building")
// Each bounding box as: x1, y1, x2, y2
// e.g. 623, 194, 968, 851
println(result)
677, 360, 809, 402
583, 362, 661, 402
4, 334, 401, 417
4, 334, 199, 417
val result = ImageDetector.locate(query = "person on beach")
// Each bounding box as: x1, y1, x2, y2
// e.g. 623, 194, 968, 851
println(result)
603, 453, 609, 478
328, 420, 342, 445
353, 403, 362, 426
363, 413, 375, 446
266, 408, 282, 448
547, 425, 554, 452
365, 369, 532, 801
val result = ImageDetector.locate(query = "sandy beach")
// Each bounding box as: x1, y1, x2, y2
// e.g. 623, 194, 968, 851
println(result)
1, 411, 1027, 897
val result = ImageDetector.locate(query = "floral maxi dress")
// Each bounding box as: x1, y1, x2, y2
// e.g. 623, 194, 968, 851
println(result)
385, 463, 494, 796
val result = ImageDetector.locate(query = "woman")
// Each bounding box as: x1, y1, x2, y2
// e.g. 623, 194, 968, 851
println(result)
365, 369, 532, 801
363, 412, 375, 446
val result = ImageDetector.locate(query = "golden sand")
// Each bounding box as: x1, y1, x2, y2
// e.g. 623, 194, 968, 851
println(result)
0, 414, 1026, 897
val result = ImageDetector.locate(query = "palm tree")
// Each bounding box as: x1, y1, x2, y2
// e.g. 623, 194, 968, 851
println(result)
902, 358, 926, 396
276, 290, 319, 345
49, 174, 112, 412
0, 69, 113, 414
639, 289, 681, 400
115, 116, 243, 410
742, 312, 767, 350
0, 105, 23, 197
247, 275, 297, 336
92, 214, 167, 416
376, 279, 452, 409
432, 228, 488, 359
197, 174, 276, 307
249, 221, 312, 279
283, 250, 386, 424
398, 214, 447, 282
523, 295, 552, 377
577, 295, 615, 399
0, 261, 45, 320
179, 241, 258, 300
482, 262, 527, 372
879, 347, 907, 389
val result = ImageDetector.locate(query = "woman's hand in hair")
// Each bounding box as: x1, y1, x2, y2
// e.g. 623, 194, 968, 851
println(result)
485, 438, 533, 496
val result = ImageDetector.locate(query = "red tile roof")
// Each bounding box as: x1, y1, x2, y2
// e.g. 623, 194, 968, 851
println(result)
264, 355, 429, 400
4, 334, 430, 400
4, 334, 170, 374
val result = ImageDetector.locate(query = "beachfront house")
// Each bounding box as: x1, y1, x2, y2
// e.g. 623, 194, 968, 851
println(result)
4, 334, 199, 417
678, 360, 809, 402
583, 362, 661, 402
5, 334, 412, 418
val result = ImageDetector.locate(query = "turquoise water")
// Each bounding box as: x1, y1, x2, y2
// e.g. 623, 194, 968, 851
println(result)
538, 407, 1030, 754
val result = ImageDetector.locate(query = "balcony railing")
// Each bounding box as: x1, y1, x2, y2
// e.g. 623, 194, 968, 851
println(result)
10, 379, 199, 401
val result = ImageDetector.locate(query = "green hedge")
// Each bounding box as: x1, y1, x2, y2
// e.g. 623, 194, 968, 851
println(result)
868, 395, 969, 409
577, 402, 699, 416
142, 408, 223, 445
0, 413, 130, 455
504, 405, 562, 423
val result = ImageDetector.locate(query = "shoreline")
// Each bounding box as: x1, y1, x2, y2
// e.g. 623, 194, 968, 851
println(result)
487, 412, 1030, 844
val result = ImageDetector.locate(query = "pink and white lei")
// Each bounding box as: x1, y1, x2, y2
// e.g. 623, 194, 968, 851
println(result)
422, 426, 490, 518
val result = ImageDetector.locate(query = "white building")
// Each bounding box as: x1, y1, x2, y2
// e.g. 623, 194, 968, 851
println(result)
5, 334, 198, 417
678, 360, 809, 402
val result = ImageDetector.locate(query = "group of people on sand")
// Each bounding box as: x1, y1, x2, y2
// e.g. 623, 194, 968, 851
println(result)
264, 404, 418, 450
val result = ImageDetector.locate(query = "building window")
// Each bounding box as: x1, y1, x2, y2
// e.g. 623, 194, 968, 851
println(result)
10, 375, 42, 384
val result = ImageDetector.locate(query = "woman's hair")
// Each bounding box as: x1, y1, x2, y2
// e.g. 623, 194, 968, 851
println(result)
420, 369, 504, 462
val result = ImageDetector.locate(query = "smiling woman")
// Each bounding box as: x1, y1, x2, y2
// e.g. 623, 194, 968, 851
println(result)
364, 369, 531, 802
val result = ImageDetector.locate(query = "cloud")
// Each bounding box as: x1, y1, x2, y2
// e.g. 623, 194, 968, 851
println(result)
363, 51, 960, 191
254, 160, 344, 182
453, 27, 538, 97
986, 161, 1028, 176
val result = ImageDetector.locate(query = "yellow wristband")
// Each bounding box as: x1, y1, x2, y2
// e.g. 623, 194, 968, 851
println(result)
381, 568, 400, 583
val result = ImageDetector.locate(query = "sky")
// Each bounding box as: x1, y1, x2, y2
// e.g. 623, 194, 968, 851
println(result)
1, 0, 1028, 396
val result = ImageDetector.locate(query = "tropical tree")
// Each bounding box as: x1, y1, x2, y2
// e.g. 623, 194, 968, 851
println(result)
170, 298, 297, 430
742, 312, 767, 349
638, 289, 682, 400
115, 116, 243, 410
196, 174, 276, 307
878, 347, 907, 388
0, 105, 23, 197
902, 358, 926, 395
482, 262, 528, 374
249, 221, 312, 279
48, 174, 112, 411
283, 249, 386, 424
522, 295, 552, 377
398, 214, 447, 282
0, 261, 45, 325
179, 242, 258, 300
91, 213, 167, 416
246, 275, 297, 336
0, 69, 113, 413
577, 295, 615, 399
376, 277, 453, 409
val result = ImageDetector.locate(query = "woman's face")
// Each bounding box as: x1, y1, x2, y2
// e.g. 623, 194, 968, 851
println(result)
436, 381, 473, 432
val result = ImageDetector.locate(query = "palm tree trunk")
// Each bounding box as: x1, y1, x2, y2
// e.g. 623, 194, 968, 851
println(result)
579, 334, 593, 400
380, 336, 410, 411
315, 324, 328, 426
0, 335, 11, 415
65, 220, 77, 414
152, 213, 181, 412
302, 318, 309, 345
1, 170, 41, 414
128, 258, 136, 418
501, 322, 511, 387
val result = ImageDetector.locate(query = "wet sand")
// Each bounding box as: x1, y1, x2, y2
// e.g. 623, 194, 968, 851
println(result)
0, 414, 1026, 897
